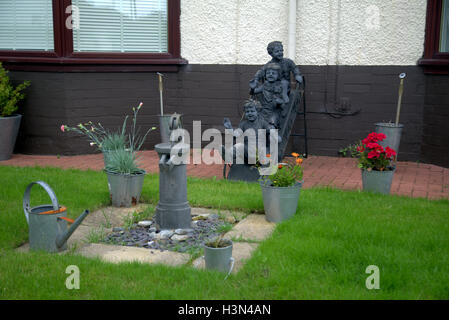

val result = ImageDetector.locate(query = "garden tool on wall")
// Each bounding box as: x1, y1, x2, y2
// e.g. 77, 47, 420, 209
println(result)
23, 181, 89, 253
157, 72, 171, 143
395, 73, 406, 126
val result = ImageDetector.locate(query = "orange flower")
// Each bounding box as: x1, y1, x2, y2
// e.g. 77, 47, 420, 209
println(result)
296, 158, 303, 165
278, 164, 283, 169
266, 154, 271, 158
291, 152, 300, 157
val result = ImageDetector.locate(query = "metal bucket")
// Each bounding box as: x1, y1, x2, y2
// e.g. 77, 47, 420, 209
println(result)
23, 181, 69, 252
361, 168, 395, 195
0, 114, 22, 161
204, 240, 234, 274
260, 181, 302, 223
106, 170, 146, 207
159, 114, 183, 143
374, 122, 403, 157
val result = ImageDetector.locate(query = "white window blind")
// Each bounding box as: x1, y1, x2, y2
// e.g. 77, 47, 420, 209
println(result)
0, 0, 54, 51
72, 0, 168, 53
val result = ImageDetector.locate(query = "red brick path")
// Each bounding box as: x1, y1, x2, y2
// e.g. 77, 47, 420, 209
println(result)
1, 151, 448, 200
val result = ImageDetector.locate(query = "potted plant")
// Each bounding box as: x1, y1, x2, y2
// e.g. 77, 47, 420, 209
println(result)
0, 63, 30, 160
61, 102, 156, 166
203, 223, 234, 276
356, 132, 397, 194
104, 148, 146, 207
259, 152, 304, 223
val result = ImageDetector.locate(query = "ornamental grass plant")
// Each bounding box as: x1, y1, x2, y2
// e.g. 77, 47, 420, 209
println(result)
61, 102, 156, 152
356, 132, 397, 171
104, 148, 144, 175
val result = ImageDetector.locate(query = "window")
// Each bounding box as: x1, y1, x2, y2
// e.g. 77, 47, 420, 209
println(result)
72, 0, 167, 53
0, 0, 54, 51
419, 0, 449, 73
0, 0, 184, 71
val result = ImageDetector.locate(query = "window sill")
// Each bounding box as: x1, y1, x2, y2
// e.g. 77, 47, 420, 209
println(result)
418, 57, 449, 74
0, 56, 188, 72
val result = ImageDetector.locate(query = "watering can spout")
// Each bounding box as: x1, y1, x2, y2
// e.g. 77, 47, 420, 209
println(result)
56, 210, 89, 249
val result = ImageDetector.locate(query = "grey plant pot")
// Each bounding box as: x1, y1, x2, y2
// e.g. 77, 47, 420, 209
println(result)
361, 168, 395, 195
105, 170, 146, 207
0, 114, 22, 161
374, 122, 403, 157
158, 115, 172, 143
204, 240, 234, 274
260, 180, 303, 223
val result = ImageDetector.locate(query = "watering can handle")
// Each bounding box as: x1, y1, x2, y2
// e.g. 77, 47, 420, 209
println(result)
23, 181, 60, 224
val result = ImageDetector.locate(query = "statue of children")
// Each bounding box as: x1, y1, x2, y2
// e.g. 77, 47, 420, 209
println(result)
252, 62, 286, 127
221, 99, 279, 164
250, 41, 303, 104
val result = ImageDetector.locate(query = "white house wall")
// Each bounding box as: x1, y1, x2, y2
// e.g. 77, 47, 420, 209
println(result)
181, 0, 427, 66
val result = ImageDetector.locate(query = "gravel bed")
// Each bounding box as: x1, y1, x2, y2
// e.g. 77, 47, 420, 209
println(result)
102, 213, 229, 254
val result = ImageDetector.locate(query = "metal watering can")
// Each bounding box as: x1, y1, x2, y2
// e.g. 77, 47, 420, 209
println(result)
23, 181, 90, 253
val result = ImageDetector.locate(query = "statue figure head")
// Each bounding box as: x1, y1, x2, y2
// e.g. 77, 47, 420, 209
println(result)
264, 63, 281, 83
267, 41, 284, 60
243, 99, 260, 122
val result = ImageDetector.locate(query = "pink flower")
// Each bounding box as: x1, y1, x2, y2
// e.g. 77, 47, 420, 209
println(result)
60, 125, 65, 132
138, 102, 143, 109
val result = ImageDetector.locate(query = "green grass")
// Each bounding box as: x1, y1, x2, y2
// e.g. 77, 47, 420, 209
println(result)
0, 165, 448, 299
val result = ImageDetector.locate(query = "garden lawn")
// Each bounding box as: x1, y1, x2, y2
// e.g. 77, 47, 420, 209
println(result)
0, 165, 448, 299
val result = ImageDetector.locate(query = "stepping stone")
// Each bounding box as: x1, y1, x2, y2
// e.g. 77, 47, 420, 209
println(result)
81, 204, 149, 228
223, 214, 275, 242
77, 243, 190, 266
192, 242, 259, 274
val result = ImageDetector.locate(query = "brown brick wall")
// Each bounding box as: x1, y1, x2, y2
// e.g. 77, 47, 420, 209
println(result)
7, 64, 448, 167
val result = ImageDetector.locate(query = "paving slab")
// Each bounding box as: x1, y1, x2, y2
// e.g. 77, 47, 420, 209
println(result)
191, 207, 247, 223
224, 214, 275, 242
76, 243, 190, 266
192, 242, 259, 273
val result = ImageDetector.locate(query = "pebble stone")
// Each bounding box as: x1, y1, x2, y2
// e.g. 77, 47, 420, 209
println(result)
137, 220, 153, 227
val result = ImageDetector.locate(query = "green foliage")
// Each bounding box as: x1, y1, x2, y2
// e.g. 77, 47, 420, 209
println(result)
262, 153, 304, 187
100, 131, 127, 152
338, 140, 362, 158
0, 62, 30, 117
104, 149, 144, 175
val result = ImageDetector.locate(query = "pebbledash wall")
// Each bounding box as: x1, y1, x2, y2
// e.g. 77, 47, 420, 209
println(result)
8, 0, 449, 167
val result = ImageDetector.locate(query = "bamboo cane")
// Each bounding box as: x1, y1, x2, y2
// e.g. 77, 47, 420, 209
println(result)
157, 72, 164, 115
395, 73, 406, 126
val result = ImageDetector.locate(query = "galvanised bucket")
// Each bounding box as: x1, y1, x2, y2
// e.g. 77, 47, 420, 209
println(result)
0, 114, 21, 161
361, 168, 396, 195
23, 181, 89, 252
159, 114, 183, 143
374, 122, 403, 157
106, 170, 146, 207
260, 181, 303, 223
204, 240, 234, 274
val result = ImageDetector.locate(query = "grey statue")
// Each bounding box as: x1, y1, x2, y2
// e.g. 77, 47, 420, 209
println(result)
221, 99, 278, 164
252, 62, 287, 128
250, 41, 303, 107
